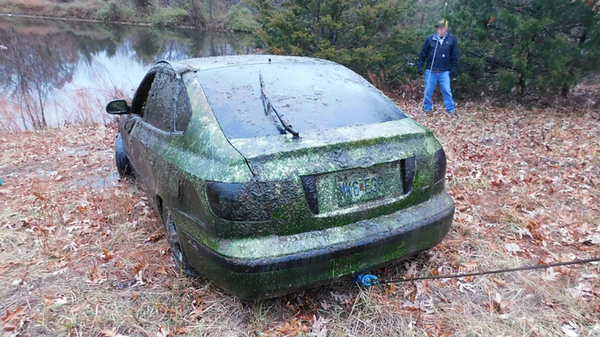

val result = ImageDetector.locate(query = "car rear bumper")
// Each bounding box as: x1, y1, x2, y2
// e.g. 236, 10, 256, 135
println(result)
178, 191, 454, 300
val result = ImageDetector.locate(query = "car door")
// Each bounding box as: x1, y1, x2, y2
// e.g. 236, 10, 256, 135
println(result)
158, 77, 194, 208
130, 69, 181, 196
119, 71, 156, 176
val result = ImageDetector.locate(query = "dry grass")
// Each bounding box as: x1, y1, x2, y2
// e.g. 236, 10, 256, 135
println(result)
56, 81, 127, 127
0, 98, 22, 133
0, 61, 129, 132
0, 103, 599, 336
0, 0, 105, 20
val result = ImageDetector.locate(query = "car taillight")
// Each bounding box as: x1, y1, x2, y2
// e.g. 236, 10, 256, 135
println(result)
434, 148, 447, 184
205, 181, 271, 221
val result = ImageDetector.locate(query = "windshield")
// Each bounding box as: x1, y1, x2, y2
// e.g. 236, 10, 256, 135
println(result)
196, 62, 407, 139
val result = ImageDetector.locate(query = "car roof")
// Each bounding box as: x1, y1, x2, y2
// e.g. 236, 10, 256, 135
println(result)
160, 55, 335, 75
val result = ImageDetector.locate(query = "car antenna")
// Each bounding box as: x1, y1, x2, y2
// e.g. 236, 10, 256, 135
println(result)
259, 71, 300, 139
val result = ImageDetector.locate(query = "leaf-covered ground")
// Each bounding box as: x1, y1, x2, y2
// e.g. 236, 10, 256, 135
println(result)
1, 104, 599, 336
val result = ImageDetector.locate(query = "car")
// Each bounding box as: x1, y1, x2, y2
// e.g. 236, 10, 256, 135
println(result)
105, 55, 454, 300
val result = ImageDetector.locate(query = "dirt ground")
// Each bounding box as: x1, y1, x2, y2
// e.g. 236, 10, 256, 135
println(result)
1, 103, 599, 336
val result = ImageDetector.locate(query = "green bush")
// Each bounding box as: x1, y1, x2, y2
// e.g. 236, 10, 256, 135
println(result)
256, 0, 600, 101
449, 0, 600, 99
255, 0, 419, 85
93, 1, 124, 22
133, 0, 156, 13
65, 0, 103, 19
151, 7, 189, 27
187, 0, 206, 28
225, 4, 259, 32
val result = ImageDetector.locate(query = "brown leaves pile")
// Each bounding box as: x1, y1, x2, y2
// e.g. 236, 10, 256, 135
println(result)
1, 102, 599, 336
404, 102, 600, 263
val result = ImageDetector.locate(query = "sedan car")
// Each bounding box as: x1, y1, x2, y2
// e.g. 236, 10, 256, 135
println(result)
106, 55, 454, 300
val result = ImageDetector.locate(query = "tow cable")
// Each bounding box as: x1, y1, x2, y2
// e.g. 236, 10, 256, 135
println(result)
353, 257, 600, 286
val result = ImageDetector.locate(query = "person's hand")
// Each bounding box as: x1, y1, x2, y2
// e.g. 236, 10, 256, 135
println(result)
418, 68, 424, 76
450, 69, 457, 78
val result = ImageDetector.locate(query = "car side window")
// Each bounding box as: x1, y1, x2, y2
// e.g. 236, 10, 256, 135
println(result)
174, 81, 192, 132
130, 73, 156, 117
143, 71, 178, 132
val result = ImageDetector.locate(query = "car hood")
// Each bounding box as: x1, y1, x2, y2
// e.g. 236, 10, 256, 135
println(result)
228, 117, 442, 181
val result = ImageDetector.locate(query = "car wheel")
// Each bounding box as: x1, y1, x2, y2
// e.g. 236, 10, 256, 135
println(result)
162, 206, 199, 277
115, 133, 133, 177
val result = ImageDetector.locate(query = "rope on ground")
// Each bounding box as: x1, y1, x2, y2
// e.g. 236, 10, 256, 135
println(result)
355, 257, 600, 286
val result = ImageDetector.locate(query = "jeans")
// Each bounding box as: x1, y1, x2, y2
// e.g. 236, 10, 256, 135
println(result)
423, 70, 455, 113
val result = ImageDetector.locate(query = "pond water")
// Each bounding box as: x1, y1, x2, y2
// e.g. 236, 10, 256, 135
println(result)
0, 16, 254, 131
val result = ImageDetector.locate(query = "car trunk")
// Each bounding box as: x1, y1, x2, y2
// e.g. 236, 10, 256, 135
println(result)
228, 118, 440, 216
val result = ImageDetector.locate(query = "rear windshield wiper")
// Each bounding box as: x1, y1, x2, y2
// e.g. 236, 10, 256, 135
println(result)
259, 72, 300, 139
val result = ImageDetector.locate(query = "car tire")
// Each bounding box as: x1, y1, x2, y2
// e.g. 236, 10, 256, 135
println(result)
115, 133, 133, 177
162, 206, 199, 277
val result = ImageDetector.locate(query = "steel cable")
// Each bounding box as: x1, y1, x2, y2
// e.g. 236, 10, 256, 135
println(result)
377, 257, 600, 285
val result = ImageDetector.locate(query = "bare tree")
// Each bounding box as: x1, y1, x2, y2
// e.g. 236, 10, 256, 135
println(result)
0, 28, 78, 129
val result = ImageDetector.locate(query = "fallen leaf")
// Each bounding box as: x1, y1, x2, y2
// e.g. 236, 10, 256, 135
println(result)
55, 297, 68, 306
2, 306, 25, 324
175, 327, 188, 334
189, 307, 203, 321
101, 248, 113, 261
484, 293, 515, 313
561, 322, 579, 337
505, 242, 521, 254
101, 329, 130, 337
156, 327, 170, 337
310, 315, 328, 337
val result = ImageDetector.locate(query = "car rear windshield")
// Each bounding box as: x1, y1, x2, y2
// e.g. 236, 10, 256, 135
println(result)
195, 62, 407, 139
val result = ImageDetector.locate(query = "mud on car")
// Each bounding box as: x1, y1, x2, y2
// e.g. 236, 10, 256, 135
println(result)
106, 55, 454, 300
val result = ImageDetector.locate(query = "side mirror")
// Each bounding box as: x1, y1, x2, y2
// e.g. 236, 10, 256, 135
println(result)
106, 99, 130, 115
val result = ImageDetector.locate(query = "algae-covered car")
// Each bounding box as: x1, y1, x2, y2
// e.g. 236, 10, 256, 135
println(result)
105, 55, 454, 300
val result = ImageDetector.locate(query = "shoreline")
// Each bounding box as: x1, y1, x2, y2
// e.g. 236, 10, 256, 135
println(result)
0, 12, 233, 31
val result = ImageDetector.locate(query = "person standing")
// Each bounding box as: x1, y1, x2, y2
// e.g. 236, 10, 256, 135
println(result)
417, 19, 459, 115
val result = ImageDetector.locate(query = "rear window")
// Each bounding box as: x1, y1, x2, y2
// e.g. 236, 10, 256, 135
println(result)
196, 62, 406, 139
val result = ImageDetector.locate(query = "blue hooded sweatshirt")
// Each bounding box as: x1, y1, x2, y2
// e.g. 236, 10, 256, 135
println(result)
417, 33, 459, 74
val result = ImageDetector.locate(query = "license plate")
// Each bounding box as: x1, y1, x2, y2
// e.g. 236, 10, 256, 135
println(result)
314, 160, 404, 212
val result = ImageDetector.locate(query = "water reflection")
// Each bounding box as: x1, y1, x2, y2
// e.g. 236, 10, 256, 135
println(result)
0, 17, 254, 131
